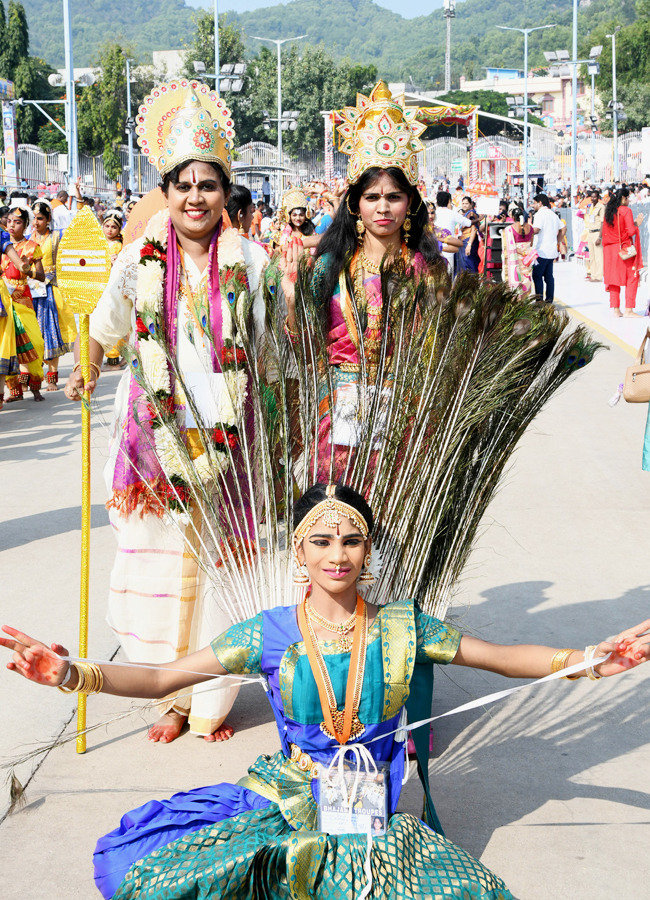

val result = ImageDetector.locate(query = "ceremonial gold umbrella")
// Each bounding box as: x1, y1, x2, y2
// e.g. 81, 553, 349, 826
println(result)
56, 206, 112, 753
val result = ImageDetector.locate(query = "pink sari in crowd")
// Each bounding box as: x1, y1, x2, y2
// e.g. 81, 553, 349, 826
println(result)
501, 223, 537, 296
314, 250, 425, 485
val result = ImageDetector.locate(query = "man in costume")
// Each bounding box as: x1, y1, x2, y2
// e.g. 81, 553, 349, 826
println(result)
64, 80, 269, 743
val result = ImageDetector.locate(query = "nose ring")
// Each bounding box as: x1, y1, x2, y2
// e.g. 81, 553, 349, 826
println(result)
335, 565, 340, 575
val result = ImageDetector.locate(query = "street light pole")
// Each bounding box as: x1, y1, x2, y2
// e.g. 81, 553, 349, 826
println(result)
443, 0, 456, 93
570, 0, 578, 208
497, 23, 556, 206
252, 35, 306, 195
62, 0, 78, 184
214, 0, 220, 96
606, 26, 621, 182
125, 58, 135, 193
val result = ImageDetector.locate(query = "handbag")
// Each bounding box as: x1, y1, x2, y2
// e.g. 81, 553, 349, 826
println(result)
623, 328, 650, 402
618, 213, 637, 260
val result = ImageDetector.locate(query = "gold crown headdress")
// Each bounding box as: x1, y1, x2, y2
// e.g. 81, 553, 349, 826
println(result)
135, 80, 236, 179
281, 188, 308, 215
293, 485, 369, 544
336, 81, 426, 186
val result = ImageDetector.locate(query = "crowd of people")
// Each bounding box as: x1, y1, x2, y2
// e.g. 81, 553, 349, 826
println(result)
2, 79, 649, 900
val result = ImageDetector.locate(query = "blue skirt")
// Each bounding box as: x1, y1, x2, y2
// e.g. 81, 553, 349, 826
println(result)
93, 782, 271, 899
33, 285, 72, 360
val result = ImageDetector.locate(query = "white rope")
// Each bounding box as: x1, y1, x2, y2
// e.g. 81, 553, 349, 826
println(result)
56, 655, 265, 689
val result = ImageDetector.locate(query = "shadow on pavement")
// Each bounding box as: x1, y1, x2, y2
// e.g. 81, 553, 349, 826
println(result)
400, 580, 650, 860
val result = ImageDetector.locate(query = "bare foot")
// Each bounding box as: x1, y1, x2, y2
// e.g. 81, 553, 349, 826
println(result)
46, 381, 58, 392
203, 721, 235, 743
5, 393, 23, 403
623, 310, 643, 318
33, 389, 44, 401
612, 308, 623, 317
148, 710, 187, 743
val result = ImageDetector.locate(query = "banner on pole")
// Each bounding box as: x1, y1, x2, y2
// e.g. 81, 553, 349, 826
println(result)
2, 94, 19, 189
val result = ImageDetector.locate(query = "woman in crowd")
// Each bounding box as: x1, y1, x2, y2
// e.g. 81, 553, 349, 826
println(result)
426, 198, 463, 260
602, 187, 644, 317
458, 195, 481, 273
502, 205, 537, 297
2, 203, 46, 402
226, 183, 255, 238
102, 208, 127, 369
29, 199, 77, 390
272, 187, 318, 250
2, 482, 648, 900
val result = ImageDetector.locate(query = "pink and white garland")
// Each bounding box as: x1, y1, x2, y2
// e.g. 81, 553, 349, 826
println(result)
134, 209, 251, 494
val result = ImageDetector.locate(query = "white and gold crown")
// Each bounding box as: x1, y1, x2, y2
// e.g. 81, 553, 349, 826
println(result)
336, 81, 426, 186
135, 80, 236, 179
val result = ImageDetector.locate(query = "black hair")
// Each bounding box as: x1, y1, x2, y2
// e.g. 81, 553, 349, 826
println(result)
534, 194, 551, 208
288, 207, 315, 237
0, 205, 10, 219
292, 483, 374, 536
462, 195, 475, 207
314, 166, 439, 303
32, 201, 52, 221
436, 190, 451, 208
605, 187, 629, 227
8, 206, 29, 227
160, 160, 231, 198
226, 183, 253, 226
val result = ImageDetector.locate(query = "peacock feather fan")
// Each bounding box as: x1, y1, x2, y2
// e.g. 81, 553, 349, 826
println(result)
122, 250, 602, 625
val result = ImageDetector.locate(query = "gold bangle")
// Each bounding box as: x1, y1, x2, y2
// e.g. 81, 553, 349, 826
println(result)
73, 361, 101, 381
550, 648, 582, 680
57, 662, 80, 693
57, 661, 103, 695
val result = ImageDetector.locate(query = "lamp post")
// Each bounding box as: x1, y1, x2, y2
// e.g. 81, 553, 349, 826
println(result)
498, 24, 555, 207
125, 58, 135, 193
606, 26, 622, 182
443, 0, 456, 93
213, 0, 220, 95
545, 44, 603, 207
252, 35, 306, 194
62, 0, 78, 184
587, 46, 602, 183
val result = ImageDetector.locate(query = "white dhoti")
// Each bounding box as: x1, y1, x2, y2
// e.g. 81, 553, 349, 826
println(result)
91, 228, 269, 736
106, 504, 240, 734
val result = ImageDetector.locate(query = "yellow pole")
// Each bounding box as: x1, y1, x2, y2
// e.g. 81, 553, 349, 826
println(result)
56, 206, 111, 755
77, 313, 91, 753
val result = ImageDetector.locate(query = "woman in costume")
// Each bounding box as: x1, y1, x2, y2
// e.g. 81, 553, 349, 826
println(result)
282, 82, 443, 482
30, 199, 78, 390
457, 196, 481, 273
63, 80, 269, 745
2, 482, 648, 900
102, 208, 128, 369
602, 187, 644, 318
501, 210, 536, 297
0, 227, 42, 408
226, 183, 255, 238
271, 187, 318, 251
2, 203, 46, 402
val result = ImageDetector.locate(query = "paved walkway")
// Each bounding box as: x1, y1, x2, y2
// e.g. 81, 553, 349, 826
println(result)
1, 291, 649, 899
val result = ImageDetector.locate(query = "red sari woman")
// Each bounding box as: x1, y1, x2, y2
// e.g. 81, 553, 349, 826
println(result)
602, 187, 645, 318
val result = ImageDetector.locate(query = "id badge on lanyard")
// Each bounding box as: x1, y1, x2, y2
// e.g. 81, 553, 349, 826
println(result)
318, 761, 389, 837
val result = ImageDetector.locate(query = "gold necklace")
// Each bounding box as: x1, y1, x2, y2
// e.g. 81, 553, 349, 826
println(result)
304, 599, 367, 741
358, 248, 382, 275
306, 602, 357, 652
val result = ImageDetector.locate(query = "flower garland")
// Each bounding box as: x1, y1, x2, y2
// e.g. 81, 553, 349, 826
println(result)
133, 209, 252, 510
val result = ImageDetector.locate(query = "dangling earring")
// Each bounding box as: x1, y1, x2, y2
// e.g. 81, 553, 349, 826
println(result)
403, 211, 412, 238
358, 552, 375, 585
356, 217, 366, 245
293, 560, 311, 586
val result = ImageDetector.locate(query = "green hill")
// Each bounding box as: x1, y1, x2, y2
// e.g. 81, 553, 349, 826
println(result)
24, 0, 636, 84
22, 0, 197, 67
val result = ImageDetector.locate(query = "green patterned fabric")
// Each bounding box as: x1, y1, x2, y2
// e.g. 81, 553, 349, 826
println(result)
114, 801, 511, 900
211, 611, 264, 674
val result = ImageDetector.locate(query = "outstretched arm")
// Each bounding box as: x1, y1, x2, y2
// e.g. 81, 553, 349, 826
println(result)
1, 626, 229, 698
453, 618, 650, 680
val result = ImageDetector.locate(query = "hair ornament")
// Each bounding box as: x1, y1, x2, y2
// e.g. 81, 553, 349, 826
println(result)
293, 483, 370, 544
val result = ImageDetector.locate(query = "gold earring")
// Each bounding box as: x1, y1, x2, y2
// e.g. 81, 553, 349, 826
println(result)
358, 552, 375, 585
403, 212, 412, 235
293, 560, 311, 585
356, 218, 365, 244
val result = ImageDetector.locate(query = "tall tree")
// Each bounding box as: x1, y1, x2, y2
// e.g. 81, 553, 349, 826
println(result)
77, 43, 129, 181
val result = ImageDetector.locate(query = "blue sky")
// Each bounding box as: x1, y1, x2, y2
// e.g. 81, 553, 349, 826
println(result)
185, 0, 445, 17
